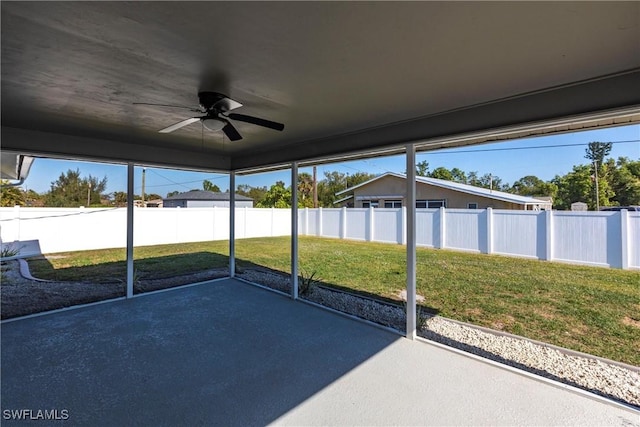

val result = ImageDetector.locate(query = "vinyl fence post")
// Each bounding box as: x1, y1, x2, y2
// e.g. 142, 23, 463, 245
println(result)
486, 207, 493, 254
270, 207, 275, 237
368, 206, 375, 242
318, 207, 323, 237
620, 209, 629, 270
304, 207, 309, 236
340, 207, 347, 239
13, 205, 21, 241
401, 206, 407, 245
545, 209, 553, 261
439, 207, 446, 249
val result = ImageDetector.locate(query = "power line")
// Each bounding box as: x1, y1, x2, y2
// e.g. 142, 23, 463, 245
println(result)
143, 170, 227, 190
421, 139, 639, 156
124, 138, 639, 191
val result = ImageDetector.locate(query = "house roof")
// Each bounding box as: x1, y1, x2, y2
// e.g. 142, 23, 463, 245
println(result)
164, 190, 252, 202
337, 172, 551, 206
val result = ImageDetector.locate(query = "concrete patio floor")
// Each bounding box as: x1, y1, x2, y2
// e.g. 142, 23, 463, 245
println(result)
2, 279, 638, 426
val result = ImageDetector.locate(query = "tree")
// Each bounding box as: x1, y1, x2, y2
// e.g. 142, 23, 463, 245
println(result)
429, 167, 454, 181
297, 173, 314, 208
0, 181, 26, 207
415, 160, 429, 177
23, 189, 44, 207
166, 190, 180, 198
450, 168, 467, 184
317, 171, 347, 207
202, 179, 221, 192
476, 173, 504, 191
608, 157, 640, 206
552, 165, 593, 210
509, 175, 558, 198
584, 141, 612, 169
44, 169, 107, 207
595, 160, 616, 208
112, 191, 128, 206
256, 181, 292, 208
346, 172, 376, 187
467, 171, 480, 187
236, 184, 268, 205
584, 141, 613, 209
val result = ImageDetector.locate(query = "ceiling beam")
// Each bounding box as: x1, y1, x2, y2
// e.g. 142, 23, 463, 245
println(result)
1, 127, 231, 172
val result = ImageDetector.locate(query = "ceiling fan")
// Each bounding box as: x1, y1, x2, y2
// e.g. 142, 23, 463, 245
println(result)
134, 92, 284, 141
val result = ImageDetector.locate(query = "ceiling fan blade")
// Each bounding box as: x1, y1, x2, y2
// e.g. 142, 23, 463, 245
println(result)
134, 102, 203, 113
159, 117, 201, 133
222, 121, 242, 141
211, 97, 243, 112
227, 113, 284, 131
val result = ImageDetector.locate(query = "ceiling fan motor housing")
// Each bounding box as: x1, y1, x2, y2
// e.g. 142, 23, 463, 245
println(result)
198, 91, 230, 112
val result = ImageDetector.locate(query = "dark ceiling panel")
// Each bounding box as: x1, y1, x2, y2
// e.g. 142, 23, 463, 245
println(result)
2, 2, 639, 170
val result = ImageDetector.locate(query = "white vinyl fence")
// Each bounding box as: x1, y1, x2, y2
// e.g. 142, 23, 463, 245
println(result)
0, 206, 290, 254
1, 206, 638, 270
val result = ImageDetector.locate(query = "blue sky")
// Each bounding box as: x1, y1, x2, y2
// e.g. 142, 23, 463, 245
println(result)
21, 124, 639, 197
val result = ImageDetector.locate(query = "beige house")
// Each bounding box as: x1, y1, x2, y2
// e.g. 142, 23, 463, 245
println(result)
335, 173, 552, 210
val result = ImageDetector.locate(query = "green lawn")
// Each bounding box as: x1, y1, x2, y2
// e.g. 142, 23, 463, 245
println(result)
27, 236, 640, 365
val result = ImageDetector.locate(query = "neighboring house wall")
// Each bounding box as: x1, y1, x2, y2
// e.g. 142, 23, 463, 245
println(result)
184, 200, 253, 208
352, 175, 522, 209
163, 200, 187, 208
163, 191, 254, 208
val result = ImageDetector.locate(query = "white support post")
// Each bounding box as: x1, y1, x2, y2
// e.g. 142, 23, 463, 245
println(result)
620, 209, 629, 270
486, 207, 494, 254
405, 144, 417, 340
340, 207, 347, 239
304, 208, 309, 236
291, 163, 299, 299
229, 172, 236, 278
126, 163, 134, 298
439, 207, 446, 249
368, 206, 375, 242
545, 209, 553, 261
318, 207, 323, 237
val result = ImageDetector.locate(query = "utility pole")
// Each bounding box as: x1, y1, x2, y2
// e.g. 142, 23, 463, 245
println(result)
87, 182, 91, 207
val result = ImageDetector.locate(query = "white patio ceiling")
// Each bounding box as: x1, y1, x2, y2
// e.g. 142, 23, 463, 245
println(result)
1, 1, 639, 172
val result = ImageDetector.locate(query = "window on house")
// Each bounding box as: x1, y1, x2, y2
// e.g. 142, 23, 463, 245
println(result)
467, 203, 478, 209
417, 199, 446, 208
362, 200, 379, 208
384, 200, 402, 208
